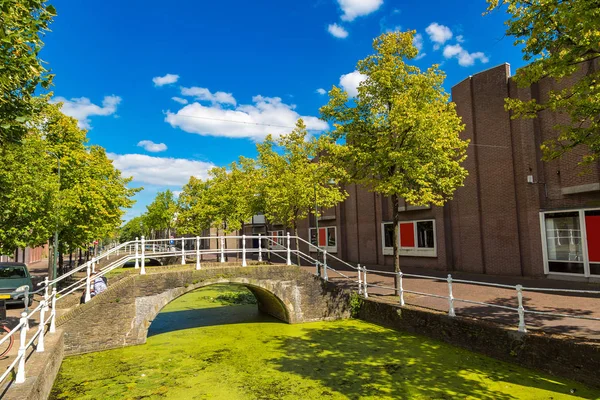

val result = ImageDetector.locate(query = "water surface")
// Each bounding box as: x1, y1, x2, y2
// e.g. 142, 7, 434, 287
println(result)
50, 284, 600, 399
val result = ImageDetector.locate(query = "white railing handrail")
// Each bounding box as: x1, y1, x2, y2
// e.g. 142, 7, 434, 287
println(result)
355, 265, 600, 331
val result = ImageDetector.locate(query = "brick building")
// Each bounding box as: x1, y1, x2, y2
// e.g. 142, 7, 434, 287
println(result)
289, 62, 600, 281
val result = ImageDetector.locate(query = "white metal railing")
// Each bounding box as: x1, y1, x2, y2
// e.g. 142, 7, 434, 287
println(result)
0, 277, 57, 385
351, 266, 600, 334
4, 232, 600, 386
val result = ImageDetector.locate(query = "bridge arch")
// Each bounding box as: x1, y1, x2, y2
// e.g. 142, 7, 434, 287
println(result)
143, 278, 292, 339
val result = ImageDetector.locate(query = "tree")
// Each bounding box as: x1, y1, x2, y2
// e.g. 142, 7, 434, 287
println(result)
39, 103, 138, 267
0, 132, 57, 254
487, 0, 600, 164
177, 177, 215, 236
257, 119, 348, 264
0, 0, 56, 144
320, 31, 469, 289
145, 190, 177, 239
119, 216, 148, 242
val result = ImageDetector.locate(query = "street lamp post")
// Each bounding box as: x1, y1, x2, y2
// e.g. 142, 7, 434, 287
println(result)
46, 151, 60, 285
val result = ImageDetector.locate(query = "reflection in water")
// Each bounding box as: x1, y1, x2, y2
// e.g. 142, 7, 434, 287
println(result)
50, 284, 600, 400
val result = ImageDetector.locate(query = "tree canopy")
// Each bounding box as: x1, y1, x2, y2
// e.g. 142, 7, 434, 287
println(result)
0, 0, 56, 144
320, 31, 469, 281
145, 190, 177, 238
487, 0, 600, 164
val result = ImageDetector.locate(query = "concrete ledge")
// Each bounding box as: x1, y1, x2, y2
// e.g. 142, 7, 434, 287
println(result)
561, 183, 600, 195
1, 329, 64, 400
358, 299, 600, 389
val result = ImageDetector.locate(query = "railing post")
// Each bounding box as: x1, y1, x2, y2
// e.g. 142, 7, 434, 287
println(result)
363, 267, 368, 298
152, 243, 155, 253
181, 237, 185, 265
516, 284, 527, 333
84, 263, 92, 303
447, 274, 456, 317
258, 234, 263, 262
196, 236, 201, 270
37, 300, 46, 353
15, 311, 28, 383
91, 257, 96, 273
220, 236, 225, 263
357, 264, 362, 294
286, 232, 291, 265
140, 236, 146, 275
397, 271, 406, 306
43, 277, 50, 312
134, 237, 139, 269
323, 250, 328, 281
242, 234, 247, 267
49, 288, 57, 333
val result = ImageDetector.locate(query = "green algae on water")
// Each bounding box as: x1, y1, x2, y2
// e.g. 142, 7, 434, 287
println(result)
50, 284, 600, 400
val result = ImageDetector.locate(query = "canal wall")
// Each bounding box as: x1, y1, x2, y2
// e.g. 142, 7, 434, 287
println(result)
358, 299, 600, 389
57, 265, 351, 355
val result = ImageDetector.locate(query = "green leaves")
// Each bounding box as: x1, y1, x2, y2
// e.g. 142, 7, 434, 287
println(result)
0, 102, 138, 253
487, 0, 600, 164
145, 190, 177, 237
320, 31, 468, 207
257, 119, 348, 230
0, 0, 56, 144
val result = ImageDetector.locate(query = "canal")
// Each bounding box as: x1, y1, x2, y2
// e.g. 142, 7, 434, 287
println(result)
50, 284, 599, 399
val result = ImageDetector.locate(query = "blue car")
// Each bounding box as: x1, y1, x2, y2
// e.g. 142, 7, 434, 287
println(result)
0, 262, 34, 307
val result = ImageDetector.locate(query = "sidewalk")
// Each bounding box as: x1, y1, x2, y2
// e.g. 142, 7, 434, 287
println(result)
303, 265, 600, 341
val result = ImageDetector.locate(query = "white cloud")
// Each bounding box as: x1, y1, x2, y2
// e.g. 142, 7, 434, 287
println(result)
50, 95, 121, 130
443, 44, 489, 67
108, 153, 215, 186
425, 23, 453, 50
152, 74, 179, 87
413, 33, 424, 53
137, 140, 168, 153
337, 0, 384, 21
328, 23, 349, 39
339, 70, 367, 97
180, 86, 237, 106
165, 95, 328, 141
316, 88, 327, 95
456, 35, 464, 43
171, 96, 188, 105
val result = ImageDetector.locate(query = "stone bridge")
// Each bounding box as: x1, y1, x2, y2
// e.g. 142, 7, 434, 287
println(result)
57, 265, 351, 355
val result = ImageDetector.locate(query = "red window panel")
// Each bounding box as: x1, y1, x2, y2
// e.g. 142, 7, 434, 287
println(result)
400, 222, 415, 247
318, 228, 326, 246
586, 215, 600, 262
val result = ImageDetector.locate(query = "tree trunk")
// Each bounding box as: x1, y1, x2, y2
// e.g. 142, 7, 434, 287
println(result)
294, 224, 301, 267
392, 194, 401, 295
78, 248, 83, 266
69, 251, 73, 271
58, 249, 64, 276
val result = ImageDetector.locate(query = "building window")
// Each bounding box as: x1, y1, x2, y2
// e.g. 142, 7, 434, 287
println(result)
382, 220, 437, 257
268, 230, 285, 249
541, 208, 600, 276
309, 227, 337, 253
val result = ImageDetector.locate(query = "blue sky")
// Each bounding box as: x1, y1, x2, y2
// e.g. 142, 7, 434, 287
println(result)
42, 0, 526, 220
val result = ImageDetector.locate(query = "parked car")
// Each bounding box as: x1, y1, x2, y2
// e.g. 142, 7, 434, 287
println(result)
0, 262, 34, 307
